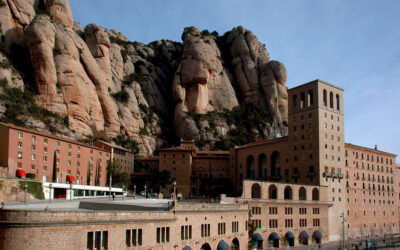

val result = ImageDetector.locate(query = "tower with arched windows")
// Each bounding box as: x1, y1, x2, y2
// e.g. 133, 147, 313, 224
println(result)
288, 79, 345, 241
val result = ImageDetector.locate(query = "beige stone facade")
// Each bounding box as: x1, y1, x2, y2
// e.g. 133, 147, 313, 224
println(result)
0, 203, 248, 250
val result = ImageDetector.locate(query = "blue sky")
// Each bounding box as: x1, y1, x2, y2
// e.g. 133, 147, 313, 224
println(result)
70, 0, 400, 159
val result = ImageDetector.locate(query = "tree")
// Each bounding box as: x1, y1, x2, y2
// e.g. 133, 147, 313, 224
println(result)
149, 170, 172, 193
107, 159, 131, 188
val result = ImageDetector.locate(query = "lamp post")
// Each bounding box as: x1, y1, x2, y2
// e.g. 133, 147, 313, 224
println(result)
122, 185, 125, 200
109, 186, 112, 201
340, 212, 347, 250
24, 182, 28, 205
69, 183, 73, 202
173, 179, 177, 201
133, 184, 136, 199
49, 183, 52, 204
144, 184, 147, 199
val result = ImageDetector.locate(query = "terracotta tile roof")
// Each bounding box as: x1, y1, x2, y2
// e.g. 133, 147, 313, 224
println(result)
0, 122, 110, 152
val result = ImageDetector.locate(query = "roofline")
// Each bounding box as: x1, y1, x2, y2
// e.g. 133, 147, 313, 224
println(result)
0, 122, 109, 153
289, 79, 344, 92
235, 136, 288, 150
94, 139, 131, 152
345, 143, 397, 157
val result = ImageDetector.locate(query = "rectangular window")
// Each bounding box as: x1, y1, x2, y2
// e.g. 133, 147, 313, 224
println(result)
32, 136, 36, 142
269, 219, 278, 228
218, 223, 226, 235
56, 150, 60, 155
18, 142, 22, 148
31, 154, 36, 161
87, 232, 93, 250
31, 164, 35, 170
43, 166, 47, 172
232, 221, 239, 233
44, 138, 48, 145
56, 141, 60, 147
102, 231, 108, 250
300, 219, 307, 227
313, 208, 320, 214
201, 224, 210, 237
299, 208, 307, 214
285, 219, 293, 228
285, 207, 293, 214
156, 227, 170, 243
313, 219, 320, 227
18, 132, 23, 139
181, 225, 192, 240
94, 231, 101, 250
17, 152, 22, 159
68, 152, 72, 158
43, 156, 47, 162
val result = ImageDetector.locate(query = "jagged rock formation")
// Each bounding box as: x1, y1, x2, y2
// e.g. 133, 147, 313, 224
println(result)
0, 0, 288, 155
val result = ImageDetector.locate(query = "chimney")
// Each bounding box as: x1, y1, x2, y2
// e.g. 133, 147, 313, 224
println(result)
374, 145, 378, 150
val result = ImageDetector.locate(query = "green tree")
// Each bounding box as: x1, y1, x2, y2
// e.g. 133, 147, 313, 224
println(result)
107, 159, 131, 188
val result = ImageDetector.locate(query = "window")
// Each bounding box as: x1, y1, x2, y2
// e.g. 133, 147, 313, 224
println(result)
126, 228, 142, 247
32, 136, 36, 142
31, 164, 35, 170
68, 152, 72, 158
68, 161, 71, 166
18, 142, 22, 149
31, 154, 36, 161
251, 219, 261, 229
44, 147, 48, 154
313, 208, 320, 214
90, 157, 93, 162
251, 207, 261, 215
285, 207, 293, 214
56, 150, 60, 156
56, 141, 60, 147
44, 138, 48, 145
300, 219, 307, 227
156, 227, 170, 244
269, 207, 278, 214
269, 219, 278, 228
285, 219, 293, 228
43, 156, 47, 162
313, 219, 320, 227
18, 132, 23, 139
232, 221, 239, 233
31, 145, 36, 151
218, 223, 226, 235
43, 166, 47, 172
87, 231, 107, 250
181, 225, 192, 240
299, 208, 307, 214
201, 224, 210, 238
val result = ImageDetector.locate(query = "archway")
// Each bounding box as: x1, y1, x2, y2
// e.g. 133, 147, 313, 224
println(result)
182, 247, 192, 250
299, 187, 307, 200
285, 232, 295, 246
258, 154, 267, 179
312, 188, 319, 201
251, 233, 263, 249
251, 183, 261, 199
312, 230, 322, 244
270, 152, 281, 179
268, 232, 280, 248
299, 231, 309, 245
217, 240, 229, 250
200, 243, 211, 250
284, 186, 292, 200
246, 155, 255, 179
269, 185, 278, 199
231, 238, 240, 250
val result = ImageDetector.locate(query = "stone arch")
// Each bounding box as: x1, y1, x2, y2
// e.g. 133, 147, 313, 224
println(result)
312, 188, 319, 201
270, 151, 281, 179
258, 154, 267, 179
308, 90, 313, 107
217, 240, 229, 250
251, 183, 261, 199
329, 91, 334, 108
268, 232, 280, 248
323, 89, 327, 106
269, 185, 278, 199
246, 155, 255, 179
200, 243, 211, 250
299, 187, 307, 200
285, 232, 295, 246
336, 94, 340, 110
231, 238, 240, 250
251, 234, 263, 249
284, 186, 292, 200
299, 231, 309, 245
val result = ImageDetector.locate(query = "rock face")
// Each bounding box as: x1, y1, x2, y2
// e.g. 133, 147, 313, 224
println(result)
0, 0, 289, 155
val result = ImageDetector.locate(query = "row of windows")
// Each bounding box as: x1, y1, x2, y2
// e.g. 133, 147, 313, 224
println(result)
267, 219, 321, 229
347, 210, 396, 217
346, 197, 395, 205
346, 150, 393, 165
348, 223, 396, 229
87, 231, 108, 250
217, 223, 226, 235
266, 207, 320, 215
346, 161, 393, 174
322, 89, 340, 111
348, 172, 394, 184
251, 207, 261, 215
126, 229, 142, 247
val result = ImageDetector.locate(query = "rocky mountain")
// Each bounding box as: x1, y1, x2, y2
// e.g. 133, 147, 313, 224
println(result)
0, 0, 288, 155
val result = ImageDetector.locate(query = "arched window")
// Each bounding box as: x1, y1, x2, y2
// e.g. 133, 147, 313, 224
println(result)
284, 186, 292, 200
299, 187, 307, 200
300, 92, 305, 109
312, 188, 319, 201
270, 152, 281, 179
246, 155, 255, 179
323, 89, 327, 106
251, 183, 261, 199
258, 154, 267, 179
329, 92, 334, 108
269, 185, 278, 199
293, 95, 297, 108
336, 94, 340, 111
307, 90, 313, 107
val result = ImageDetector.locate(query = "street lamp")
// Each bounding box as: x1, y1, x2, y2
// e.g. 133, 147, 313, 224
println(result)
340, 212, 347, 250
144, 184, 147, 199
49, 183, 53, 204
173, 179, 177, 201
109, 186, 112, 201
122, 185, 125, 200
24, 182, 28, 205
133, 184, 136, 199
69, 183, 73, 202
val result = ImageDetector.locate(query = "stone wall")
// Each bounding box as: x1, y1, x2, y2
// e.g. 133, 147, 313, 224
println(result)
0, 178, 36, 203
